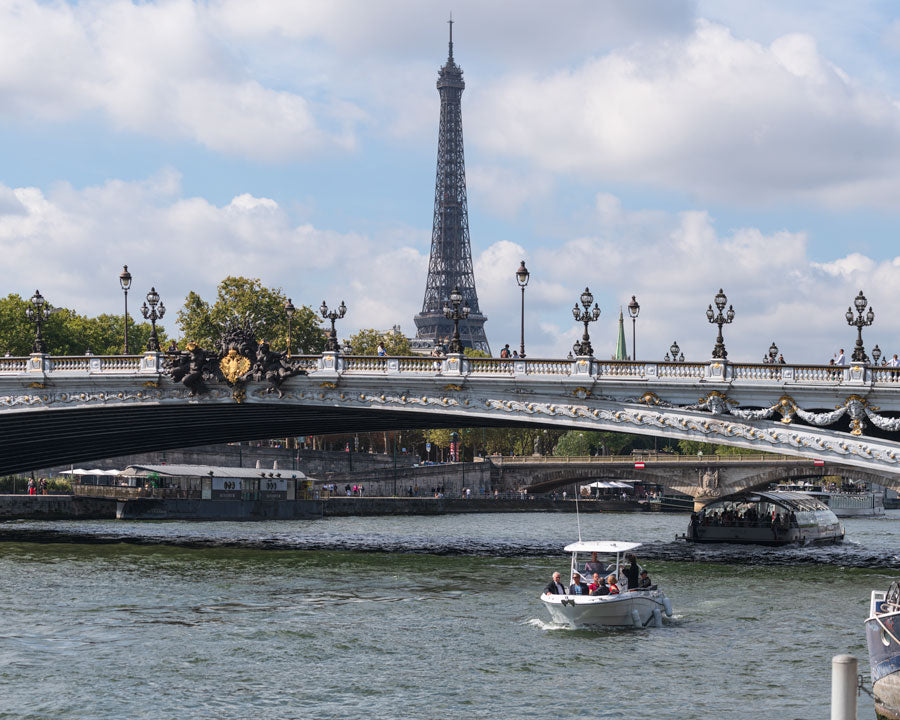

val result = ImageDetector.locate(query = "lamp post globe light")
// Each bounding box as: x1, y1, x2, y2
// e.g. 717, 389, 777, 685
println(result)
25, 290, 51, 354
119, 265, 132, 354
706, 288, 735, 359
665, 340, 682, 363
515, 260, 530, 358
873, 344, 882, 365
766, 342, 778, 364
571, 287, 601, 356
284, 297, 295, 357
443, 286, 470, 354
846, 290, 874, 362
320, 300, 347, 352
627, 295, 640, 361
140, 287, 166, 351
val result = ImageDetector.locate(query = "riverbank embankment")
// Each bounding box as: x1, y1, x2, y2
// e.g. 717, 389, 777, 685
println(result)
0, 495, 645, 520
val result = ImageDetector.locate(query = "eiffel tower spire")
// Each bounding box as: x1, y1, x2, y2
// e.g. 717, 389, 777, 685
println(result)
413, 20, 491, 354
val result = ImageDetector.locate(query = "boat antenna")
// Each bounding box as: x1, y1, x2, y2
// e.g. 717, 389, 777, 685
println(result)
575, 481, 582, 542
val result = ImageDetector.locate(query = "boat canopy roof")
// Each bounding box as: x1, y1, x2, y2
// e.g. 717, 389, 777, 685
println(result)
703, 490, 829, 512
563, 541, 642, 553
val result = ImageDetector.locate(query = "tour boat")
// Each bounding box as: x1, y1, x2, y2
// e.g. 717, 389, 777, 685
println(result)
685, 490, 844, 546
866, 580, 900, 720
540, 541, 674, 629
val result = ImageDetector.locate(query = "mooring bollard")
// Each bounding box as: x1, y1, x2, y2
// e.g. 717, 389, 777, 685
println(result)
831, 654, 857, 720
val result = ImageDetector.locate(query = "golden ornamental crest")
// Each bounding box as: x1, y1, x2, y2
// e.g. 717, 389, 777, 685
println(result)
219, 349, 250, 384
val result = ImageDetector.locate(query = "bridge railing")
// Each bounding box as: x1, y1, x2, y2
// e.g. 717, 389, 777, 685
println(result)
493, 454, 807, 465
4, 351, 900, 390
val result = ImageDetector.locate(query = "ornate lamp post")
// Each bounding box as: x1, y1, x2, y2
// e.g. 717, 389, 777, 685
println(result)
665, 340, 683, 362
571, 287, 601, 356
766, 342, 778, 364
320, 299, 347, 352
443, 286, 470, 354
846, 290, 874, 362
627, 295, 640, 361
706, 288, 735, 359
515, 260, 530, 358
119, 265, 132, 354
284, 297, 295, 357
873, 344, 882, 365
140, 287, 166, 351
25, 290, 51, 353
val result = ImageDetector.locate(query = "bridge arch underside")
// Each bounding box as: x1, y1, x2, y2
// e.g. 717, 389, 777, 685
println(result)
521, 464, 899, 496
3, 394, 900, 477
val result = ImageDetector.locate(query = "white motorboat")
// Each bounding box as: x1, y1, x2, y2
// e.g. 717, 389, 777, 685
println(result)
540, 541, 673, 629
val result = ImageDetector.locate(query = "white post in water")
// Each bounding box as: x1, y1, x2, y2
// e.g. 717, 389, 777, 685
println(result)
831, 654, 857, 720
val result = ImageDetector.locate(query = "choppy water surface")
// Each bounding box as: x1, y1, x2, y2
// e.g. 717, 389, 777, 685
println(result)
1, 511, 895, 719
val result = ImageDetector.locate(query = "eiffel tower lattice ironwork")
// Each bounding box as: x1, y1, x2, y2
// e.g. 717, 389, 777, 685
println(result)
413, 19, 491, 354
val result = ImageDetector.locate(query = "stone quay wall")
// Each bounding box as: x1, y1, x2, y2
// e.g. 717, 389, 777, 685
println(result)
320, 461, 493, 498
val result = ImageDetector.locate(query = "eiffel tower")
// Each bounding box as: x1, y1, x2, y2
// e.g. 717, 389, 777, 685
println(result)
413, 19, 491, 354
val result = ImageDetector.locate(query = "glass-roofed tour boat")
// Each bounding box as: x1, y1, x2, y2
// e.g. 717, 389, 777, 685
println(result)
685, 490, 844, 546
541, 541, 674, 629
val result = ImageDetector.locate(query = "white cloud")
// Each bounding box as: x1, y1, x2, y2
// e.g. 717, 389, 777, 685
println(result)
469, 20, 900, 208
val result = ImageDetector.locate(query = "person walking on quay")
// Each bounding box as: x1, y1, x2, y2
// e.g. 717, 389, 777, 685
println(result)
26, 478, 34, 495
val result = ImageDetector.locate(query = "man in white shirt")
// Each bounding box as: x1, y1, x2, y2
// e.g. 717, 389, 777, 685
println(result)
835, 349, 846, 365
890, 354, 900, 368
543, 571, 567, 595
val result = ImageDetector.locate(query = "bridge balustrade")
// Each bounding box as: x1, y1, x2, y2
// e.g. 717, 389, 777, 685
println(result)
524, 360, 572, 375
469, 358, 515, 374
656, 362, 705, 378
0, 357, 28, 373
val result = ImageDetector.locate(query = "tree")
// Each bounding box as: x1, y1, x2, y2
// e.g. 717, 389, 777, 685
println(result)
0, 294, 163, 355
175, 277, 324, 354
676, 440, 761, 456
464, 347, 491, 358
348, 328, 411, 355
553, 430, 637, 457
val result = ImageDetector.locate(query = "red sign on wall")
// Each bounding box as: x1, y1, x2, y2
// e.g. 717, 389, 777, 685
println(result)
634, 462, 645, 469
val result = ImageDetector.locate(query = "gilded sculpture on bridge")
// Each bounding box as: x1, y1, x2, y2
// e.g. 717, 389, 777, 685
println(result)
165, 318, 308, 401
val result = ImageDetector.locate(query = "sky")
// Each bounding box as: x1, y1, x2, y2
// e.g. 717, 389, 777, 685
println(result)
4, 0, 900, 362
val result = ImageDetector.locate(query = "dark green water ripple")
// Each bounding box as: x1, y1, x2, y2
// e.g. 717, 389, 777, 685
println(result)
0, 511, 894, 718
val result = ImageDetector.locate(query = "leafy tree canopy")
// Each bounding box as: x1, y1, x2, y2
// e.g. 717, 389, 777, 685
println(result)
175, 277, 323, 354
347, 328, 411, 356
0, 294, 163, 355
464, 347, 491, 358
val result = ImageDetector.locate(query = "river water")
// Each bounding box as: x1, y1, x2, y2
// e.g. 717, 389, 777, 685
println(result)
1, 510, 896, 719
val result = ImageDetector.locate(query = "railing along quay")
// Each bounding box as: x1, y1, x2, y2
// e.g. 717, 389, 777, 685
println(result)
492, 454, 807, 466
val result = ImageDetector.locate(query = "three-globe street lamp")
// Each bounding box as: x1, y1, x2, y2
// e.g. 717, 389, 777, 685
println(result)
443, 286, 470, 354
846, 290, 874, 363
320, 299, 347, 352
706, 288, 735, 359
141, 287, 166, 351
119, 265, 132, 354
515, 260, 530, 358
664, 340, 684, 363
25, 290, 51, 353
284, 297, 295, 357
571, 287, 601, 356
627, 295, 640, 361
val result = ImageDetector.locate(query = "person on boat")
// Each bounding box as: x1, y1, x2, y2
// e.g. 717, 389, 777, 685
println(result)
638, 570, 652, 589
623, 553, 641, 589
569, 572, 590, 596
583, 551, 605, 575
589, 573, 609, 596
605, 575, 620, 595
543, 572, 567, 595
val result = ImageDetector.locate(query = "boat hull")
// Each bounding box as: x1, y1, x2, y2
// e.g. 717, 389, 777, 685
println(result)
541, 591, 671, 628
867, 610, 900, 720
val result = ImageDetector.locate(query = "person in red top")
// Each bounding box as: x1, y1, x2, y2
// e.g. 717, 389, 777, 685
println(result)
589, 573, 609, 596
606, 574, 620, 594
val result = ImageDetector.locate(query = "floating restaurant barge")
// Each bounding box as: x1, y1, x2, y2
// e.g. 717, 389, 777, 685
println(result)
685, 490, 844, 546
867, 581, 900, 720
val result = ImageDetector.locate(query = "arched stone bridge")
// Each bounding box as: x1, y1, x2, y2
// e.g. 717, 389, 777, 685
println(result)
4, 350, 900, 476
490, 455, 898, 501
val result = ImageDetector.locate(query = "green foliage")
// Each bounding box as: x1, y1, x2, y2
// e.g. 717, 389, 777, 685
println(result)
0, 294, 163, 355
175, 277, 324, 354
676, 440, 760, 456
348, 328, 411, 356
553, 430, 640, 457
464, 347, 491, 358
